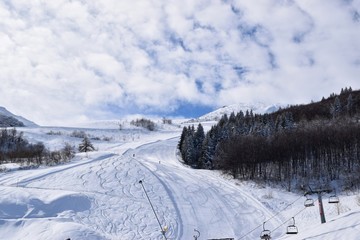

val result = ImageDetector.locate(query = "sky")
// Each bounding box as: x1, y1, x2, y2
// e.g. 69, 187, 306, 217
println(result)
0, 0, 359, 126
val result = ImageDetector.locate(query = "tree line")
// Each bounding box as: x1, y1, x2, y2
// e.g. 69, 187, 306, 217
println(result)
178, 88, 360, 191
0, 128, 96, 168
130, 118, 156, 131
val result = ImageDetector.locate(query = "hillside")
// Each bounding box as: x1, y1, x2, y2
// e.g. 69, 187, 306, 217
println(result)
0, 126, 279, 239
179, 88, 360, 193
0, 125, 360, 239
0, 107, 38, 127
274, 88, 360, 122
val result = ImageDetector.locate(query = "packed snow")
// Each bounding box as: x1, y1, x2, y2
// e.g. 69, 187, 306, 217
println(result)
1, 121, 360, 240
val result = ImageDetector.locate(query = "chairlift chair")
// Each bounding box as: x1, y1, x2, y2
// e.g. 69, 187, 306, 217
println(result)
260, 230, 271, 240
328, 189, 340, 204
260, 222, 271, 240
304, 196, 315, 207
286, 217, 298, 235
329, 195, 339, 204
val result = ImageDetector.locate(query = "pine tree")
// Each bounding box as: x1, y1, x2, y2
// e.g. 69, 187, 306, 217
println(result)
200, 125, 222, 169
284, 112, 294, 129
178, 126, 188, 153
193, 124, 205, 168
218, 114, 228, 127
199, 130, 216, 169
330, 96, 342, 119
78, 136, 95, 153
347, 93, 354, 116
181, 133, 195, 165
275, 114, 285, 131
229, 112, 236, 124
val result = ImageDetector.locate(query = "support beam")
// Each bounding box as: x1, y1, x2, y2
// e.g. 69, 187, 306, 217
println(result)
306, 187, 332, 224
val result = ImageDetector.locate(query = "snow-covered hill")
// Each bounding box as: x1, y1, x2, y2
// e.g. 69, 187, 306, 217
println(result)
197, 103, 282, 122
0, 124, 359, 239
0, 106, 38, 127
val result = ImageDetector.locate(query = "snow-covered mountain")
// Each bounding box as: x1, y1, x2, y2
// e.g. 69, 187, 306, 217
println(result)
0, 106, 38, 127
197, 103, 282, 122
0, 99, 358, 239
0, 125, 359, 239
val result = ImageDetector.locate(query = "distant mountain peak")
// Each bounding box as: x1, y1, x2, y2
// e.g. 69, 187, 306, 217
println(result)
0, 106, 38, 127
197, 103, 282, 122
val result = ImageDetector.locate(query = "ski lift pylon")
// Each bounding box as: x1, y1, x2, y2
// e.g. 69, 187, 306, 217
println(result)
260, 222, 271, 240
286, 217, 298, 234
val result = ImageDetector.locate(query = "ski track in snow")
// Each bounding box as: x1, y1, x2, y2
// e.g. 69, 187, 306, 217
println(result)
0, 136, 284, 240
1, 128, 359, 239
133, 138, 283, 239
0, 137, 183, 239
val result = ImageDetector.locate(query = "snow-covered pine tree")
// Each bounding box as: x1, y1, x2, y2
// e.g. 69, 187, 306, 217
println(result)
347, 93, 354, 116
193, 123, 205, 168
78, 136, 95, 153
330, 96, 342, 119
199, 128, 216, 169
178, 126, 188, 154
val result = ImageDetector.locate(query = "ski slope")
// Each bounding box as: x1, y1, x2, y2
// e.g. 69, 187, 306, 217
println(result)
1, 125, 360, 239
132, 138, 281, 239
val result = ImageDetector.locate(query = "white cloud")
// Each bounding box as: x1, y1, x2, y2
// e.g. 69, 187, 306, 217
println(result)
0, 0, 359, 125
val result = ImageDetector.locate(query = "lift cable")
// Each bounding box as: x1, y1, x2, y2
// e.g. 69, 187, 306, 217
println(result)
238, 194, 305, 240
270, 206, 308, 233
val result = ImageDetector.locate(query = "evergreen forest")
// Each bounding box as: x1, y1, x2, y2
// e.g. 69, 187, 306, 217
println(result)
178, 87, 360, 192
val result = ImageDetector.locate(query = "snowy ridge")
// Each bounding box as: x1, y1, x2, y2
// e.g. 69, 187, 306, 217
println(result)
0, 106, 38, 127
197, 103, 282, 122
69, 117, 182, 130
